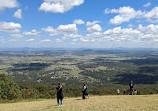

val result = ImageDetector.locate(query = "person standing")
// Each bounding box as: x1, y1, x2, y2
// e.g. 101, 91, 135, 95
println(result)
117, 89, 120, 95
129, 81, 134, 95
82, 84, 86, 99
56, 83, 63, 106
123, 89, 126, 95
85, 83, 89, 99
134, 89, 137, 95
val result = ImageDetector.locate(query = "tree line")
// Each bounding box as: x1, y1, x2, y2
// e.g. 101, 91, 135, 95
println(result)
0, 74, 158, 102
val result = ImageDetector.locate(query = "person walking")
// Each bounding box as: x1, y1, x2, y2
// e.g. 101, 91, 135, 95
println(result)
56, 83, 63, 106
129, 81, 134, 95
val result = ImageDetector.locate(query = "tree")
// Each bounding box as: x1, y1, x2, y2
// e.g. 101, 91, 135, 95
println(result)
0, 74, 22, 100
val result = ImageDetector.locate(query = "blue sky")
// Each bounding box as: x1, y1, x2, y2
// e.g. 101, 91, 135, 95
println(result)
0, 0, 158, 48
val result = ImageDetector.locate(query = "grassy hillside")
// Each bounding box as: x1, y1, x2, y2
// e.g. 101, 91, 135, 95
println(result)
0, 95, 158, 111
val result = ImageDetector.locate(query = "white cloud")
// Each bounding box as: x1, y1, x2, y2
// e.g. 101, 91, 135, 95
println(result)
73, 19, 85, 24
144, 7, 158, 18
64, 34, 81, 38
80, 38, 89, 42
49, 33, 59, 36
144, 7, 158, 23
41, 26, 59, 36
39, 22, 158, 48
104, 27, 141, 36
86, 32, 103, 38
0, 0, 18, 10
143, 2, 151, 7
105, 6, 158, 25
42, 24, 78, 37
56, 39, 63, 42
41, 26, 55, 33
57, 24, 78, 33
86, 21, 102, 32
0, 22, 21, 33
87, 24, 102, 32
105, 6, 144, 25
138, 24, 158, 35
26, 39, 34, 41
13, 9, 22, 19
72, 39, 78, 42
96, 24, 158, 46
86, 21, 100, 26
11, 34, 24, 38
41, 39, 51, 42
23, 29, 40, 36
39, 0, 84, 13
62, 37, 68, 40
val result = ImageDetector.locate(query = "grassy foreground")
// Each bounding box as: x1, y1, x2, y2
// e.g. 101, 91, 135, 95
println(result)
0, 95, 158, 111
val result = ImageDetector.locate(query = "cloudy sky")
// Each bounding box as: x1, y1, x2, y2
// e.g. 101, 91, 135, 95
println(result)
0, 0, 158, 48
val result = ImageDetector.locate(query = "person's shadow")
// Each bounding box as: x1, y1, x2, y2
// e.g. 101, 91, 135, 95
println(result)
75, 98, 83, 101
45, 105, 59, 109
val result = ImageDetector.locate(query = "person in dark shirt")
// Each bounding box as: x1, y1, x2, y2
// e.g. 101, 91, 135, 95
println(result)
129, 81, 134, 95
123, 89, 126, 95
56, 83, 63, 106
82, 83, 86, 99
85, 83, 89, 99
82, 83, 89, 99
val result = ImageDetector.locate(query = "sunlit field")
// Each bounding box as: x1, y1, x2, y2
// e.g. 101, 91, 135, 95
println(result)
0, 95, 158, 111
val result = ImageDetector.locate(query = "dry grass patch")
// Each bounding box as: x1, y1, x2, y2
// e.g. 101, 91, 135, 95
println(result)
0, 95, 158, 111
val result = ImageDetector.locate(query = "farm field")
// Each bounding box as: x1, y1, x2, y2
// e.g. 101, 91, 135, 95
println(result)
0, 95, 158, 111
1, 49, 158, 87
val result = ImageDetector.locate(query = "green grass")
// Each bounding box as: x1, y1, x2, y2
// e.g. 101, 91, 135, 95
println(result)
0, 95, 158, 111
